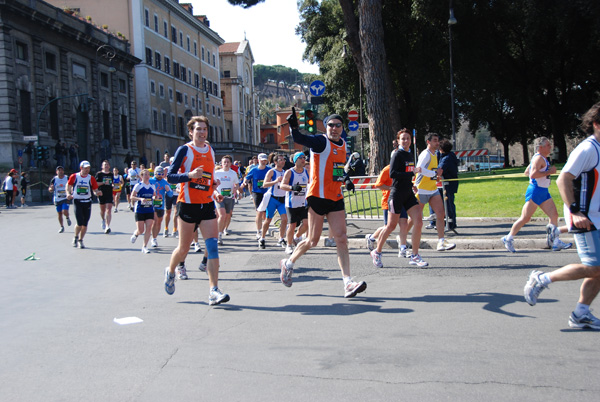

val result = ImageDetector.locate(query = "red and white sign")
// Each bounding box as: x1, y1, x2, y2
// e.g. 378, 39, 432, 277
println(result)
347, 110, 359, 121
454, 149, 489, 158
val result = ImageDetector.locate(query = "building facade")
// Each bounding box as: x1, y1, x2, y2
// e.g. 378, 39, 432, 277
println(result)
0, 0, 139, 180
219, 40, 262, 163
46, 0, 227, 165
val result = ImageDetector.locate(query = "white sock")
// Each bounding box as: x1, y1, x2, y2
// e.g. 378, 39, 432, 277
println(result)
343, 276, 352, 286
540, 273, 552, 286
506, 234, 514, 241
285, 259, 294, 269
574, 303, 590, 317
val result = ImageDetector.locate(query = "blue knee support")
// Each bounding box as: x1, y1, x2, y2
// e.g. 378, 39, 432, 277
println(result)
205, 237, 219, 260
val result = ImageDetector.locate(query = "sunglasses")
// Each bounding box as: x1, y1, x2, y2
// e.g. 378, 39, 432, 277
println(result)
327, 123, 342, 128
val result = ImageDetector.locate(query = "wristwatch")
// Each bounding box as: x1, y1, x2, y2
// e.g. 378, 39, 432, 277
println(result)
569, 202, 580, 214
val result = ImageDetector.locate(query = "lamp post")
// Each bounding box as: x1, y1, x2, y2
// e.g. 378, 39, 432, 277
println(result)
448, 1, 457, 150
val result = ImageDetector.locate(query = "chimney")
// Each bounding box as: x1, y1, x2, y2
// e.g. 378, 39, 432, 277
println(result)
180, 3, 193, 15
195, 15, 210, 27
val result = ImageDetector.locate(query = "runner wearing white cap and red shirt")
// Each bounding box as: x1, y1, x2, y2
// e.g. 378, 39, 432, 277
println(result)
66, 160, 101, 249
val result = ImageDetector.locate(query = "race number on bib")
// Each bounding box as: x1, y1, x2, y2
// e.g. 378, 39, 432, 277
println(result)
332, 163, 345, 182
189, 172, 212, 191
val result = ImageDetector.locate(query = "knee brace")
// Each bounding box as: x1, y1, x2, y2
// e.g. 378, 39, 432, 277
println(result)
205, 237, 219, 260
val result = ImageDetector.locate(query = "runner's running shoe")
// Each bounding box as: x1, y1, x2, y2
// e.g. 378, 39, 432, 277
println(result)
280, 259, 293, 287
78, 240, 85, 249
546, 224, 559, 249
198, 258, 207, 272
163, 229, 169, 238
217, 233, 223, 245
194, 242, 202, 253
501, 236, 516, 253
409, 254, 429, 267
398, 247, 410, 258
130, 234, 138, 244
365, 234, 376, 251
151, 238, 158, 248
209, 287, 230, 305
104, 227, 111, 234
259, 238, 266, 249
141, 247, 149, 254
277, 238, 287, 248
72, 237, 78, 247
524, 270, 547, 306
58, 226, 65, 233
568, 311, 600, 330
370, 250, 383, 268
285, 245, 294, 255
344, 279, 367, 298
176, 263, 188, 280
437, 239, 456, 251
552, 239, 572, 251
66, 217, 72, 226
164, 267, 175, 295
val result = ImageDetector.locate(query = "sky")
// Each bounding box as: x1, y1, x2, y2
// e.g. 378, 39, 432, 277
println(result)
190, 0, 320, 74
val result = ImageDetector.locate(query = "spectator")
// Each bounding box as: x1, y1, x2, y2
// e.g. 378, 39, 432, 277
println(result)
69, 144, 79, 172
345, 152, 366, 177
20, 171, 29, 207
438, 139, 459, 232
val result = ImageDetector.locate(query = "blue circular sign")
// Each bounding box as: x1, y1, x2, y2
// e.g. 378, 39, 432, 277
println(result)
348, 121, 359, 131
309, 80, 326, 97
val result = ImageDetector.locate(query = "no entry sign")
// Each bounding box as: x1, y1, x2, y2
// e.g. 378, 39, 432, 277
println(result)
347, 110, 359, 121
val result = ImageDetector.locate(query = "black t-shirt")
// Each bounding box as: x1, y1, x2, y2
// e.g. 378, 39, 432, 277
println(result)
389, 149, 416, 194
95, 171, 113, 194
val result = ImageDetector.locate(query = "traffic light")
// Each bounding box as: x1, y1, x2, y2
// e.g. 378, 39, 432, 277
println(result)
298, 109, 306, 130
36, 146, 43, 161
42, 146, 50, 160
306, 110, 316, 134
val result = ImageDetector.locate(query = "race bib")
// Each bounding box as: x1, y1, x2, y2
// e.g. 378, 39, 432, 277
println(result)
58, 190, 67, 198
141, 198, 153, 207
76, 185, 89, 195
332, 163, 345, 182
405, 162, 415, 172
221, 188, 232, 197
153, 199, 163, 207
103, 177, 113, 185
294, 184, 307, 196
257, 179, 264, 188
189, 172, 212, 191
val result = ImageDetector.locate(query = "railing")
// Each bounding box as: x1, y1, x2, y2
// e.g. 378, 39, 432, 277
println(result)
343, 175, 383, 220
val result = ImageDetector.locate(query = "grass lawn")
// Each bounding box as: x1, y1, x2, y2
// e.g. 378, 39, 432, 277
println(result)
345, 166, 565, 218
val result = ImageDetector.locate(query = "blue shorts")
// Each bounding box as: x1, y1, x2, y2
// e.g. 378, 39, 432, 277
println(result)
574, 231, 600, 266
525, 184, 551, 206
266, 195, 286, 219
55, 200, 69, 212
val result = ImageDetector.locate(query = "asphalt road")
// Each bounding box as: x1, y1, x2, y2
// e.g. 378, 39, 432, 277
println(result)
0, 199, 596, 402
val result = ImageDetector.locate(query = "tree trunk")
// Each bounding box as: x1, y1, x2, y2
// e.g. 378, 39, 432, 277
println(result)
340, 0, 401, 174
520, 137, 530, 167
503, 141, 510, 168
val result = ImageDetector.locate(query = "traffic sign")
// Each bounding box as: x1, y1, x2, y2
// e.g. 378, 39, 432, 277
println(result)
348, 121, 359, 131
309, 80, 326, 97
358, 122, 369, 129
348, 110, 359, 121
24, 136, 37, 142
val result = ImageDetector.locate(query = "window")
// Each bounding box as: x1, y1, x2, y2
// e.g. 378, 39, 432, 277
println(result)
162, 111, 167, 132
180, 66, 186, 82
145, 47, 153, 65
16, 41, 28, 61
202, 77, 207, 91
213, 83, 218, 96
207, 81, 212, 94
150, 80, 156, 95
176, 91, 182, 103
163, 21, 168, 38
152, 109, 158, 130
212, 105, 216, 116
184, 93, 188, 106
194, 73, 199, 88
173, 62, 180, 79
201, 47, 205, 61
119, 79, 127, 93
213, 54, 216, 67
194, 42, 197, 56
168, 87, 173, 101
207, 50, 210, 64
178, 116, 185, 137
144, 9, 149, 27
45, 52, 56, 71
223, 70, 230, 78
103, 110, 111, 140
72, 62, 86, 78
186, 36, 190, 52
159, 83, 164, 98
164, 56, 170, 74
154, 15, 158, 32
121, 115, 128, 148
100, 72, 109, 88
191, 97, 195, 108
179, 31, 183, 47
218, 107, 221, 117
155, 51, 161, 70
171, 114, 176, 134
188, 68, 192, 84
171, 26, 177, 44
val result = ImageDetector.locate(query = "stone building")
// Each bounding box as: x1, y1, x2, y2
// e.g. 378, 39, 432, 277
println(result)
46, 0, 228, 165
0, 0, 139, 179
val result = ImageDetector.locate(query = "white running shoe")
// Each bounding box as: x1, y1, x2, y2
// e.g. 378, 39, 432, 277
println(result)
277, 238, 287, 248
568, 311, 600, 330
58, 226, 65, 233
409, 254, 429, 267
151, 238, 158, 248
114, 207, 118, 213
194, 242, 202, 253
501, 236, 516, 253
217, 233, 223, 245
546, 224, 559, 249
176, 264, 188, 280
285, 245, 294, 255
524, 270, 547, 306
209, 287, 230, 305
280, 259, 293, 287
223, 229, 229, 236
72, 237, 78, 247
78, 240, 85, 249
344, 279, 367, 298
101, 220, 106, 230
104, 227, 111, 234
130, 234, 138, 244
365, 234, 376, 251
324, 238, 336, 247
552, 239, 572, 251
370, 250, 383, 268
141, 247, 150, 254
398, 247, 410, 258
198, 259, 207, 272
437, 239, 456, 251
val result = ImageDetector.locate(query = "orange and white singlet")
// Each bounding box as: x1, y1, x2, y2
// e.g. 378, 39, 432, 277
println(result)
307, 135, 347, 201
177, 142, 216, 204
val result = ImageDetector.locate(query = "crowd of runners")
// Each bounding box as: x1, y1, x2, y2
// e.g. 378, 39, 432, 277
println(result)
40, 102, 600, 330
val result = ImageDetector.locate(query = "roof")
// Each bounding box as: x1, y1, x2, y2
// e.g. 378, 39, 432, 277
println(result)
219, 42, 241, 54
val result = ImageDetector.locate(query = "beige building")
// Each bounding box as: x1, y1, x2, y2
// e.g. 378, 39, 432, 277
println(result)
219, 40, 260, 157
46, 0, 226, 165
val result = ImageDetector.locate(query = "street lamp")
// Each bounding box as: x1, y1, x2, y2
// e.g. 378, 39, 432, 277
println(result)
448, 2, 457, 150
96, 44, 117, 73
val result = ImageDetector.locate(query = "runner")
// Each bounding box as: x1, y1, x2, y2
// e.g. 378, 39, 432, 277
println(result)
258, 154, 288, 249
112, 167, 123, 212
280, 151, 310, 255
48, 166, 71, 233
414, 133, 456, 252
214, 155, 239, 245
523, 103, 600, 329
130, 169, 156, 253
95, 160, 114, 234
66, 161, 101, 249
242, 153, 269, 241
280, 110, 366, 298
164, 115, 229, 305
125, 161, 140, 211
163, 156, 178, 238
501, 136, 572, 252
369, 129, 427, 267
149, 166, 173, 248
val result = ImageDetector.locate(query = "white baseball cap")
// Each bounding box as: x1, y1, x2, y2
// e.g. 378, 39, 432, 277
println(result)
80, 160, 91, 168
258, 153, 268, 161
